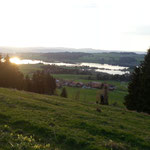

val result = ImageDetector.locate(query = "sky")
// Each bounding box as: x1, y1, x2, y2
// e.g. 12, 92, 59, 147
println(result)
0, 0, 150, 51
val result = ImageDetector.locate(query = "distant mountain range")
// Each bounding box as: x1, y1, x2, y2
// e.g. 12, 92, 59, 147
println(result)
0, 46, 146, 54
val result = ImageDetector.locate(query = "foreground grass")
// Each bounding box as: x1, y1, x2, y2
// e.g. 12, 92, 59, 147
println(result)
0, 88, 150, 150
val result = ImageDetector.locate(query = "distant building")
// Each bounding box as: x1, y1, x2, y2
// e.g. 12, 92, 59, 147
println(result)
90, 82, 102, 89
55, 78, 116, 91
108, 85, 116, 91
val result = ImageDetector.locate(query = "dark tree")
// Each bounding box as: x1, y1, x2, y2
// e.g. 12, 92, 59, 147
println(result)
60, 87, 67, 98
25, 75, 32, 91
32, 70, 56, 95
0, 55, 24, 89
124, 67, 142, 111
124, 49, 150, 114
0, 55, 56, 96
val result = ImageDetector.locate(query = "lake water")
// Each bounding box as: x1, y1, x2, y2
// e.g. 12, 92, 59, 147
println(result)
10, 58, 129, 75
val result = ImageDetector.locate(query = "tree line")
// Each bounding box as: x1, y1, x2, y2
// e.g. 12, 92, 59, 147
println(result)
0, 55, 56, 95
96, 73, 130, 81
43, 65, 130, 82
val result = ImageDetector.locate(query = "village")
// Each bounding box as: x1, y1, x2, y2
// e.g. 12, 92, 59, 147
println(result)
56, 79, 116, 91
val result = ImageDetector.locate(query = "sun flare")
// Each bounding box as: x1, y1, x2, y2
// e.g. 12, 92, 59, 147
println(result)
9, 57, 21, 64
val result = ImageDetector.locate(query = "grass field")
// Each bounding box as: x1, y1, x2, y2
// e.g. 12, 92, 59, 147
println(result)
18, 64, 43, 76
54, 73, 128, 109
57, 87, 127, 108
0, 88, 150, 150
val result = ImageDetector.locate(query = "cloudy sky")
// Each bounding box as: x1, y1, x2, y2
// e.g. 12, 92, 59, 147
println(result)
0, 0, 150, 51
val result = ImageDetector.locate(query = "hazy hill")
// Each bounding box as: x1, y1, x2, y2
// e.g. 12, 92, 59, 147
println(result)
0, 46, 146, 54
0, 88, 149, 150
0, 47, 145, 67
14, 52, 145, 67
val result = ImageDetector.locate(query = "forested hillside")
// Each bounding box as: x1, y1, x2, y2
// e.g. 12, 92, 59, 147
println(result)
14, 52, 145, 67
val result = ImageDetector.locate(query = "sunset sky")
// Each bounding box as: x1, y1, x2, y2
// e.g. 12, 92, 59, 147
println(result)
0, 0, 150, 51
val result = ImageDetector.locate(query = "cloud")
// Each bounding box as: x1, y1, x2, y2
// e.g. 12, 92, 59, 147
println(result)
74, 2, 98, 9
127, 26, 150, 36
81, 3, 97, 8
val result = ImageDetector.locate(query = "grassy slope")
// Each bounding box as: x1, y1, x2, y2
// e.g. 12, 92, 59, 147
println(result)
0, 88, 150, 150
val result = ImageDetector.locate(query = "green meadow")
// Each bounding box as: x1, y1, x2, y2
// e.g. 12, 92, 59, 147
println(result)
57, 87, 127, 108
0, 88, 150, 150
54, 73, 128, 108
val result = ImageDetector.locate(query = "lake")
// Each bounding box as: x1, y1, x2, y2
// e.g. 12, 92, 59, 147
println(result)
10, 57, 129, 75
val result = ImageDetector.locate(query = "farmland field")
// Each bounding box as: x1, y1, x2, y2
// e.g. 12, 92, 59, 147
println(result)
54, 73, 128, 108
18, 64, 128, 108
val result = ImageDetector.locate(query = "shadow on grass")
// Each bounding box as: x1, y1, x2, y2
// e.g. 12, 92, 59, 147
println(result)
0, 113, 149, 150
0, 113, 11, 124
72, 121, 150, 150
11, 120, 96, 150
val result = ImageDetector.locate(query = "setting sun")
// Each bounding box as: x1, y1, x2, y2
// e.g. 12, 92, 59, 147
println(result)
9, 57, 21, 64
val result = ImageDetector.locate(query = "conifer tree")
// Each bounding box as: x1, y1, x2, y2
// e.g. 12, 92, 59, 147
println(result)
0, 54, 56, 95
124, 49, 150, 114
31, 70, 56, 95
25, 75, 32, 91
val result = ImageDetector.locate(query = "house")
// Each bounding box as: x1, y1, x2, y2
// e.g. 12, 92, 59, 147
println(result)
76, 82, 84, 87
90, 82, 102, 89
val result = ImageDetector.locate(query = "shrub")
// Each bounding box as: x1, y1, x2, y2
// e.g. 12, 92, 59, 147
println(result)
60, 87, 67, 98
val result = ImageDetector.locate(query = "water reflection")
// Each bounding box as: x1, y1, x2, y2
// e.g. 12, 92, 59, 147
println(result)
10, 57, 129, 75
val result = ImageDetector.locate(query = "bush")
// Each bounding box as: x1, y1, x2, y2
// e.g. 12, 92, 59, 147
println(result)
60, 87, 67, 98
